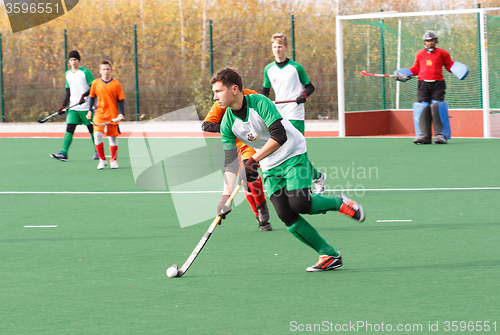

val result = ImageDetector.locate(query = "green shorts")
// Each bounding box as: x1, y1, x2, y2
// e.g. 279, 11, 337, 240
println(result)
66, 109, 92, 126
288, 119, 305, 135
262, 152, 311, 196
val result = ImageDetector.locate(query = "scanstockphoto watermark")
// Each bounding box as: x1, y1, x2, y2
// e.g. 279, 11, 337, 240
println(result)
315, 162, 379, 197
289, 320, 498, 332
290, 321, 425, 332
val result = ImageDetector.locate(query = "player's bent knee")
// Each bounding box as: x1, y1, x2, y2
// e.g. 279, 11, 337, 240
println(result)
287, 189, 312, 214
270, 191, 299, 226
66, 124, 77, 134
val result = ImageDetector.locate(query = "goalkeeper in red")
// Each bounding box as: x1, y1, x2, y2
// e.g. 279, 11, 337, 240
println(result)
86, 60, 125, 170
212, 67, 365, 272
393, 31, 468, 144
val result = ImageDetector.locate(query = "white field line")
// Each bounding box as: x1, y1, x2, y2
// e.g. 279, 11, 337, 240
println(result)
24, 225, 58, 228
0, 187, 499, 194
376, 220, 412, 222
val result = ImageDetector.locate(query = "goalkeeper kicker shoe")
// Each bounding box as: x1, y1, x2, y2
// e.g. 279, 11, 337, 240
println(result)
255, 216, 272, 231
97, 159, 107, 170
257, 201, 270, 223
434, 134, 448, 144
338, 193, 365, 222
306, 253, 342, 272
92, 152, 100, 160
50, 152, 68, 162
312, 172, 327, 194
256, 202, 272, 231
258, 221, 273, 231
413, 135, 431, 144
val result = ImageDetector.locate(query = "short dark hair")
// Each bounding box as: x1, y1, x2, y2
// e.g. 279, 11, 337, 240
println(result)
210, 67, 243, 92
100, 60, 113, 68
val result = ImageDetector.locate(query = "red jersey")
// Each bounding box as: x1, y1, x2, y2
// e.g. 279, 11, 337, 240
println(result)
409, 47, 454, 81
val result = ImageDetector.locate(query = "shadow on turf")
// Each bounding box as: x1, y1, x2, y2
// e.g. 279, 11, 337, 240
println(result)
317, 221, 500, 232
344, 259, 500, 273
165, 259, 500, 279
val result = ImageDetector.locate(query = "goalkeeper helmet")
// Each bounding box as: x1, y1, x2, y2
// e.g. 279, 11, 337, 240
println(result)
423, 31, 438, 53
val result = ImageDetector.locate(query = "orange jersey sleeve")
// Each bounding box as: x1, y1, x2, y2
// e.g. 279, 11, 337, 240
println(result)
204, 88, 259, 123
204, 88, 258, 158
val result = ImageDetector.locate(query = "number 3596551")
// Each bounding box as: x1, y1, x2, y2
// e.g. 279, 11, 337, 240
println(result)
5, 3, 61, 14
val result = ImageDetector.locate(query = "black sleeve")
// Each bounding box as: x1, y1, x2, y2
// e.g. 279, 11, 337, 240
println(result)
118, 99, 125, 115
261, 87, 270, 97
201, 121, 221, 133
62, 88, 70, 107
304, 82, 315, 97
268, 119, 287, 146
223, 148, 239, 174
88, 96, 96, 110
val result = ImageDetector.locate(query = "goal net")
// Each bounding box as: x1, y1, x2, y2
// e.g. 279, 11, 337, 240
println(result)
336, 8, 500, 137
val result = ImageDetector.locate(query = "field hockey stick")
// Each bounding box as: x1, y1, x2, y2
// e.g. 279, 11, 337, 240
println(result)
91, 117, 121, 126
361, 70, 418, 78
37, 102, 82, 123
274, 98, 308, 104
172, 180, 244, 278
360, 70, 393, 78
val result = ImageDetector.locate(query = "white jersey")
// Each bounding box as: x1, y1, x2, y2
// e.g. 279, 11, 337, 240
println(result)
65, 67, 94, 111
263, 59, 311, 121
221, 94, 306, 171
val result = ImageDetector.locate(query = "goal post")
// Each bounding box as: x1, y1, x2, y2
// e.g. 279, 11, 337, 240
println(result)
336, 8, 500, 138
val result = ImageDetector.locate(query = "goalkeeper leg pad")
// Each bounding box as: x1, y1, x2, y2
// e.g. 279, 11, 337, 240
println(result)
413, 102, 432, 138
431, 100, 451, 140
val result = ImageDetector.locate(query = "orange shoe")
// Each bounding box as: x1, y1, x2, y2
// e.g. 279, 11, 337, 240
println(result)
338, 193, 365, 222
306, 253, 342, 272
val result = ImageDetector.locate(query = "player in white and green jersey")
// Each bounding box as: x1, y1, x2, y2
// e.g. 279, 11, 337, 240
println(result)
262, 33, 326, 194
211, 67, 365, 272
50, 50, 97, 162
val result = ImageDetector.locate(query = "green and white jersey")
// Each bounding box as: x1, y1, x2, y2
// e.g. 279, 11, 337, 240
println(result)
221, 94, 307, 171
263, 59, 310, 121
65, 67, 94, 111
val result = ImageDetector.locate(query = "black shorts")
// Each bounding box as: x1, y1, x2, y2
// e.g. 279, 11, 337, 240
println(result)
417, 80, 446, 103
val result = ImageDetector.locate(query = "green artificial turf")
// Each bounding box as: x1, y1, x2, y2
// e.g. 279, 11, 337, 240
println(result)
0, 138, 499, 334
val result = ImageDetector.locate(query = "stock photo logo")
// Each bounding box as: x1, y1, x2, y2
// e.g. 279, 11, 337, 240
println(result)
128, 106, 244, 228
3, 0, 79, 33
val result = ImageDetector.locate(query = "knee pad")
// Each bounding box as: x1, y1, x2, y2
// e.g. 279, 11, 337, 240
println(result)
413, 102, 431, 137
109, 136, 118, 146
287, 189, 312, 214
94, 131, 104, 145
270, 189, 299, 226
430, 100, 451, 139
66, 123, 77, 134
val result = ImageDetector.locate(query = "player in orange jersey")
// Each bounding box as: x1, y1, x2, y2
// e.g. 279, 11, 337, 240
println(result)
202, 89, 272, 231
86, 60, 125, 170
